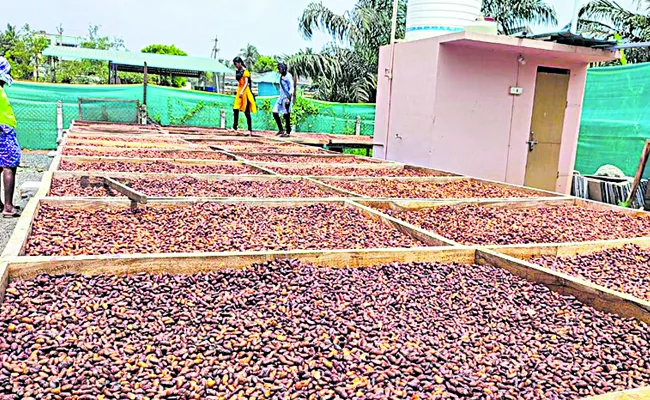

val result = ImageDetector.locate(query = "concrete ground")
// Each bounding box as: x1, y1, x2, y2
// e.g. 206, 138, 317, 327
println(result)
0, 151, 52, 254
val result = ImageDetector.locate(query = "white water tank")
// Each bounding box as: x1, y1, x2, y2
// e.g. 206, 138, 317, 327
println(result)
406, 0, 483, 41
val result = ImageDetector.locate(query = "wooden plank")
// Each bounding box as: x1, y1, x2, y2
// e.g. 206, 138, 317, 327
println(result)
56, 157, 272, 175
0, 261, 8, 305
582, 386, 650, 400
102, 176, 148, 204
626, 139, 650, 206
49, 172, 356, 200
65, 139, 207, 150
491, 237, 650, 261
358, 197, 576, 212
59, 148, 237, 163
475, 250, 650, 323
314, 176, 567, 202
5, 247, 475, 280
347, 200, 457, 247
1, 198, 42, 258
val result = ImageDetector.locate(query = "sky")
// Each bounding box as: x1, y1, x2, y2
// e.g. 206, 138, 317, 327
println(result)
2, 0, 640, 58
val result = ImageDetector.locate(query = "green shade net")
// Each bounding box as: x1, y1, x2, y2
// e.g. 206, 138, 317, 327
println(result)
575, 63, 650, 178
6, 82, 376, 150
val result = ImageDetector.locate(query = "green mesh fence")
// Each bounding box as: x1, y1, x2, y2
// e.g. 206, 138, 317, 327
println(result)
576, 63, 650, 178
5, 82, 376, 150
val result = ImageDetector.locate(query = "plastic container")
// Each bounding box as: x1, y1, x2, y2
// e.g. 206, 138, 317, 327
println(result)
405, 0, 483, 41
465, 16, 498, 35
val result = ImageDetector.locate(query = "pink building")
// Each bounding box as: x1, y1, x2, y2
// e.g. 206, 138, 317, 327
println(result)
373, 32, 617, 194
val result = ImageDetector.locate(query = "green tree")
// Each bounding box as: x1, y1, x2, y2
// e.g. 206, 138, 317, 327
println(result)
579, 0, 650, 64
481, 0, 557, 35
55, 25, 124, 84
239, 43, 260, 69
291, 0, 557, 103
288, 0, 407, 103
253, 55, 277, 73
2, 24, 49, 81
141, 44, 189, 87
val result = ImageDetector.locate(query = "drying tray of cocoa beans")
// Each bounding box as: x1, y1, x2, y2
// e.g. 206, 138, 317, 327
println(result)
366, 198, 650, 247
70, 121, 164, 135
315, 176, 564, 200
237, 153, 389, 165
258, 162, 460, 178
493, 238, 650, 305
54, 156, 270, 175
67, 134, 182, 143
47, 173, 355, 199
61, 146, 237, 161
14, 199, 450, 258
2, 247, 650, 399
62, 137, 211, 151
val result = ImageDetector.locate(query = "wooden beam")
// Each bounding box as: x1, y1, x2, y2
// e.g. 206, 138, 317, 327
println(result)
102, 177, 148, 204
581, 385, 650, 400
626, 139, 650, 206
475, 249, 650, 324
6, 247, 475, 280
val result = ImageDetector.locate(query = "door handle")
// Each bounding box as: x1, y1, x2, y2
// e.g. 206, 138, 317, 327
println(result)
395, 133, 403, 140
527, 131, 538, 152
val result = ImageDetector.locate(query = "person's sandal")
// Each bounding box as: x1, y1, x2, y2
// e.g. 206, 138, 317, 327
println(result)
2, 208, 21, 218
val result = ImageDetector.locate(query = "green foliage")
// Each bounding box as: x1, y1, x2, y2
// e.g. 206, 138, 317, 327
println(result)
168, 99, 219, 125
291, 0, 557, 102
481, 0, 557, 35
253, 56, 277, 73
239, 44, 260, 70
141, 44, 188, 88
259, 96, 320, 130
289, 0, 407, 103
579, 0, 650, 64
1, 24, 49, 81
54, 25, 125, 84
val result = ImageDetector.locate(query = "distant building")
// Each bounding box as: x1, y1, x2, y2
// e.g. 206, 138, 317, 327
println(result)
36, 32, 83, 48
256, 71, 281, 96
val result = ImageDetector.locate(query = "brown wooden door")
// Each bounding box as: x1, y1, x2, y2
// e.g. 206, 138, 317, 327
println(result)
524, 68, 570, 191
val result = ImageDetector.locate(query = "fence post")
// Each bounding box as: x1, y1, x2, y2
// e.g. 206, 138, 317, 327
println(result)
56, 100, 63, 144
355, 116, 361, 136
140, 104, 148, 125
220, 109, 226, 129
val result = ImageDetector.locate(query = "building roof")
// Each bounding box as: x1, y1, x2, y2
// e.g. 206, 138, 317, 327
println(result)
43, 46, 233, 77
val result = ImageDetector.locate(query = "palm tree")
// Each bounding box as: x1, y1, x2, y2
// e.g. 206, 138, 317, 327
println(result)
289, 0, 407, 103
481, 0, 558, 35
579, 0, 650, 64
291, 0, 558, 103
239, 44, 260, 70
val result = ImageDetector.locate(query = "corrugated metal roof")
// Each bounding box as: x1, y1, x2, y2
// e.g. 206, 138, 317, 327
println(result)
43, 46, 233, 75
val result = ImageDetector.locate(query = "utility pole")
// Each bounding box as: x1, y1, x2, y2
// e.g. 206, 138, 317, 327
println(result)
210, 36, 219, 59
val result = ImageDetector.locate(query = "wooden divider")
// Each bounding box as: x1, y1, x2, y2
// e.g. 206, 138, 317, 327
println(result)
45, 171, 356, 200
314, 176, 567, 201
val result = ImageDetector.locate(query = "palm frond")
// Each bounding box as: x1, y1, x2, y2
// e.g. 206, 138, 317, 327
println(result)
299, 2, 357, 43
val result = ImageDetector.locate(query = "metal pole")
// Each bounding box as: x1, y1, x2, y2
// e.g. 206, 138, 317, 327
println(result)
143, 62, 148, 106
390, 0, 400, 44
570, 0, 581, 34
220, 109, 226, 129
355, 116, 361, 136
56, 100, 63, 144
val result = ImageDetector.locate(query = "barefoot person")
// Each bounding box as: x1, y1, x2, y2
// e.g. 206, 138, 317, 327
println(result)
0, 57, 21, 218
273, 62, 294, 137
232, 57, 257, 135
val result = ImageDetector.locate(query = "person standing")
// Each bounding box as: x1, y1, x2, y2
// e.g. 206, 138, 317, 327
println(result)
232, 56, 257, 135
273, 62, 294, 137
0, 57, 21, 218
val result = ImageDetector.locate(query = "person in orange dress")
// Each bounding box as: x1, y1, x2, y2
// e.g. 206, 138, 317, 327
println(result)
232, 57, 257, 134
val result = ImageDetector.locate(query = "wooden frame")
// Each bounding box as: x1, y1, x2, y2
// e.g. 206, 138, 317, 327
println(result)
233, 152, 390, 164
314, 176, 567, 201
43, 171, 356, 200
52, 156, 273, 175
252, 162, 460, 178
359, 197, 650, 247
2, 198, 454, 261
60, 145, 237, 162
